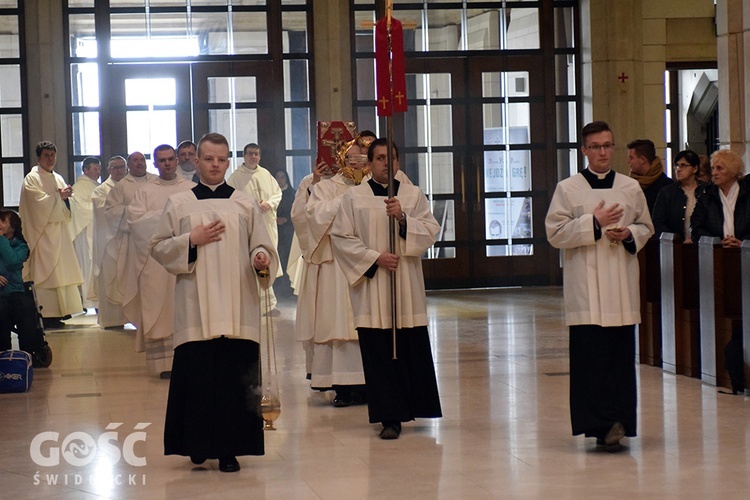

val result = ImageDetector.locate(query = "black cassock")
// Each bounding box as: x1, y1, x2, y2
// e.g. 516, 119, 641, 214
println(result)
355, 180, 442, 425
164, 182, 264, 459
568, 169, 638, 440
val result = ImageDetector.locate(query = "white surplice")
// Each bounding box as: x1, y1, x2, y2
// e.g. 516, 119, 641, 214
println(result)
70, 174, 100, 309
330, 180, 440, 329
123, 176, 194, 375
545, 172, 654, 326
150, 186, 278, 348
102, 173, 156, 305
305, 173, 366, 388
19, 166, 84, 317
290, 174, 315, 340
89, 177, 127, 327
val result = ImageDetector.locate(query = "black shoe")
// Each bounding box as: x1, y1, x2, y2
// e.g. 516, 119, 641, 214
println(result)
42, 318, 65, 329
190, 456, 206, 465
380, 422, 401, 440
332, 394, 352, 408
219, 456, 240, 473
350, 390, 367, 406
159, 371, 172, 380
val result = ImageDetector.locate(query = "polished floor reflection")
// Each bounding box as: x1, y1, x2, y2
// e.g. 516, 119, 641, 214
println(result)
2, 287, 750, 499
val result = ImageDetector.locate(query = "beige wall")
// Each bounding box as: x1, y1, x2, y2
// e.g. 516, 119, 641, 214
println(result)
715, 0, 750, 167
581, 0, 716, 172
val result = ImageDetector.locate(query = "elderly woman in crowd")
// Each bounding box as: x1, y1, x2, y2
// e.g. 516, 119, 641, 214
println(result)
690, 149, 750, 247
652, 149, 706, 242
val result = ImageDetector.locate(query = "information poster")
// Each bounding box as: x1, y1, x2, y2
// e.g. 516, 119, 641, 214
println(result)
483, 127, 531, 193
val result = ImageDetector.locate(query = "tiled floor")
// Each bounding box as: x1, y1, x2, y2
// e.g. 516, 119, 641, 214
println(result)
2, 287, 750, 499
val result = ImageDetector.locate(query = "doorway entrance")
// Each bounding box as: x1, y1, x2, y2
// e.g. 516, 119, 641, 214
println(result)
392, 55, 553, 289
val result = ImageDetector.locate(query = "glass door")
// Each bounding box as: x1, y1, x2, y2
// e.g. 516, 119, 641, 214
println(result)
107, 64, 192, 169
400, 59, 470, 286
466, 56, 551, 286
106, 62, 278, 176
191, 61, 277, 173
394, 55, 553, 288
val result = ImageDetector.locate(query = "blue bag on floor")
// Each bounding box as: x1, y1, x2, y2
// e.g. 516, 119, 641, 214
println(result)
0, 350, 33, 393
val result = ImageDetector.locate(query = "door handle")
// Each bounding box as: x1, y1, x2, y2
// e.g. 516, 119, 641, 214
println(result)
459, 160, 466, 211
474, 157, 481, 212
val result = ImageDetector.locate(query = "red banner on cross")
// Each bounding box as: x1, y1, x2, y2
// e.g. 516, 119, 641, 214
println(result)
375, 17, 408, 117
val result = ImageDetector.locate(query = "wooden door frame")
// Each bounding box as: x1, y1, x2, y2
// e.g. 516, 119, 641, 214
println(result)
404, 55, 555, 289
465, 55, 552, 287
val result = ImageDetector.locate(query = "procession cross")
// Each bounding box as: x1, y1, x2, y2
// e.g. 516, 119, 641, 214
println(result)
367, 0, 412, 359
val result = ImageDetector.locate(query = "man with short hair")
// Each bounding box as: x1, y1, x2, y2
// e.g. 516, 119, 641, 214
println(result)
227, 143, 282, 311
546, 121, 654, 452
19, 141, 84, 326
176, 140, 199, 182
90, 155, 128, 327
151, 132, 277, 473
103, 151, 156, 306
330, 138, 442, 439
70, 156, 101, 310
123, 144, 194, 377
627, 138, 672, 214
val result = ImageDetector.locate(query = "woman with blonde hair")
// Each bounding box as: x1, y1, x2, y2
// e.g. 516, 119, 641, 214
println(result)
690, 149, 750, 247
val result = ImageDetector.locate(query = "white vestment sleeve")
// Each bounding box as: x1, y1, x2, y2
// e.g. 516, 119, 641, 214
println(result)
545, 181, 597, 250
626, 189, 654, 251
150, 199, 195, 276
305, 179, 342, 264
400, 191, 441, 256
330, 192, 381, 287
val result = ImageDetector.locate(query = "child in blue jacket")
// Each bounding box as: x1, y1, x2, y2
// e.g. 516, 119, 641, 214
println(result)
0, 209, 40, 353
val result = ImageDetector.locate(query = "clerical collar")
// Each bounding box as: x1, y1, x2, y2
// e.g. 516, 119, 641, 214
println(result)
367, 178, 400, 196
587, 167, 611, 179
581, 168, 615, 189
199, 180, 225, 191
193, 181, 234, 199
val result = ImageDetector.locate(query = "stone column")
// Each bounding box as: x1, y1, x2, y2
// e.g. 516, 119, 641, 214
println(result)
580, 0, 645, 172
313, 0, 353, 121
24, 0, 69, 181
716, 0, 748, 161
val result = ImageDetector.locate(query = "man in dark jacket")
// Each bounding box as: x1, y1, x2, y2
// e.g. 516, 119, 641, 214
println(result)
627, 139, 673, 215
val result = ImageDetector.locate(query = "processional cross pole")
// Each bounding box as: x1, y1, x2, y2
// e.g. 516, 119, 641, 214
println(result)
373, 0, 408, 359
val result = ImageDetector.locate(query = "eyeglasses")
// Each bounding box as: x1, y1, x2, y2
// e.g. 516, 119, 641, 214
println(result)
674, 163, 695, 169
585, 143, 615, 152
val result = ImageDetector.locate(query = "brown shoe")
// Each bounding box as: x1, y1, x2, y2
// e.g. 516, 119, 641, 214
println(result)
604, 422, 625, 452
